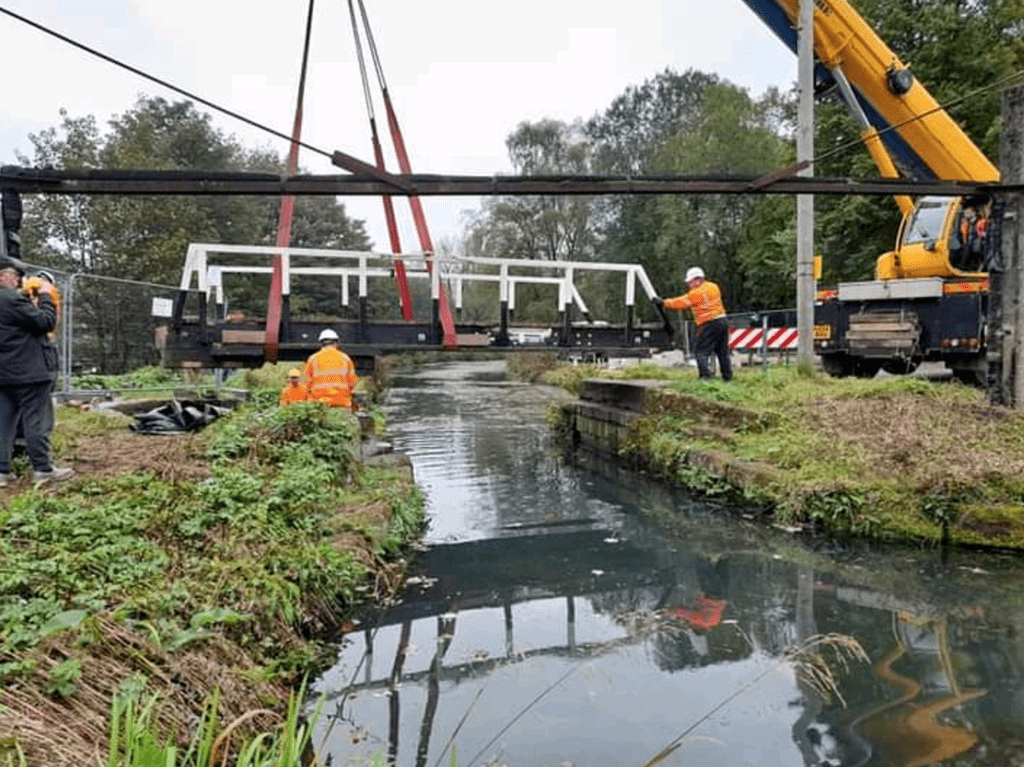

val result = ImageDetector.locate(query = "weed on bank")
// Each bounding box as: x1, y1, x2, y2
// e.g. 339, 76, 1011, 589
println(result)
546, 362, 1024, 548
0, 398, 423, 766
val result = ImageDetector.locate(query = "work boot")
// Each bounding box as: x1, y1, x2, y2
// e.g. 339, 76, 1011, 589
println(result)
0, 472, 12, 487
33, 466, 74, 485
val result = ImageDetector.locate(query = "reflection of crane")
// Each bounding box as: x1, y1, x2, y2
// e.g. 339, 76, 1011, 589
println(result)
853, 612, 986, 767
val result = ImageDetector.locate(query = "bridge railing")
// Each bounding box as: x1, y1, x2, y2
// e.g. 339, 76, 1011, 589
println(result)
172, 243, 667, 349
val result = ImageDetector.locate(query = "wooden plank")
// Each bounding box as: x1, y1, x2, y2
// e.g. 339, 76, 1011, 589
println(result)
222, 329, 267, 344
849, 339, 917, 351
847, 331, 918, 341
848, 322, 918, 333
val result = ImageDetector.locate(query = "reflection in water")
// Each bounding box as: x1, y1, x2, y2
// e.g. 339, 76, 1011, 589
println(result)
313, 361, 1024, 766
854, 614, 986, 766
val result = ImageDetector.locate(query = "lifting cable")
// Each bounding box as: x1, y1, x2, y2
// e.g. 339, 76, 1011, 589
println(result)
351, 0, 459, 346
0, 5, 336, 164
346, 0, 413, 321
265, 0, 317, 363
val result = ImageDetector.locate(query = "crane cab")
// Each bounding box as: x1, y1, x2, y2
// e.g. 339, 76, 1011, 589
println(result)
877, 195, 992, 280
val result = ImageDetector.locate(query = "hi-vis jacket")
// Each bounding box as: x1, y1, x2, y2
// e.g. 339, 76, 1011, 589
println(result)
663, 281, 726, 326
304, 347, 359, 409
278, 381, 309, 406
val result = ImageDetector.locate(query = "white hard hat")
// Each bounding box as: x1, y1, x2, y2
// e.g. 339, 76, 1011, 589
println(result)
685, 266, 705, 282
318, 328, 339, 342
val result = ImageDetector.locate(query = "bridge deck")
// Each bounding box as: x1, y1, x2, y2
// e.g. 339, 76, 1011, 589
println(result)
160, 317, 674, 371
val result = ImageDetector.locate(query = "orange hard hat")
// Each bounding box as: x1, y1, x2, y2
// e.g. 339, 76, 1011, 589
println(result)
288, 368, 302, 378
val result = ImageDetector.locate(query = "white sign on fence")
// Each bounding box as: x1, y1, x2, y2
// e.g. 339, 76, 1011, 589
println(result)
151, 296, 174, 318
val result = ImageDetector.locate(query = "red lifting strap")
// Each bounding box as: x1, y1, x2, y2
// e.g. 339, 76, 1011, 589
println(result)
382, 90, 458, 346
266, 0, 316, 363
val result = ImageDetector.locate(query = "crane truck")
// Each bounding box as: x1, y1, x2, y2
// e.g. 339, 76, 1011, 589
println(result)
741, 0, 1001, 382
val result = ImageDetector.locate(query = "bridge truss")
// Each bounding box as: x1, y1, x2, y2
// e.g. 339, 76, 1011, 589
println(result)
161, 243, 675, 372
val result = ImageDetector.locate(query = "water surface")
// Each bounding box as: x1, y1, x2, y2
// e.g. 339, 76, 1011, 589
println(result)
313, 360, 1024, 767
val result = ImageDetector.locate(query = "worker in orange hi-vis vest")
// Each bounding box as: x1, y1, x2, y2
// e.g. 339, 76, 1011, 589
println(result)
304, 328, 359, 410
278, 368, 308, 406
652, 266, 733, 382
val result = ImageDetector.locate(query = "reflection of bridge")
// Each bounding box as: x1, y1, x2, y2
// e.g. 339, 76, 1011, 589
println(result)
316, 527, 1020, 767
359, 528, 665, 626
326, 529, 753, 767
160, 243, 674, 371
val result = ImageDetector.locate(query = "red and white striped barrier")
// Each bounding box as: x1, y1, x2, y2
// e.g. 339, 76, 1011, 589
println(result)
729, 327, 799, 351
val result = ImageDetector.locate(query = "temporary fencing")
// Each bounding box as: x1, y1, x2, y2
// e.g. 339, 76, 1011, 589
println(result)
18, 264, 186, 391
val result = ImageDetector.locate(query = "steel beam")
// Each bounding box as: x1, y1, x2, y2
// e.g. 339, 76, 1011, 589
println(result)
1, 166, 1012, 197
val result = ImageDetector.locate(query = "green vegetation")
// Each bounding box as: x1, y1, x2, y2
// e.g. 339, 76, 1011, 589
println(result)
0, 390, 423, 766
71, 365, 200, 392
550, 362, 1024, 548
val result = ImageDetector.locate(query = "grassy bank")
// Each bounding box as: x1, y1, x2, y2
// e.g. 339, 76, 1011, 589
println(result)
1, 386, 424, 766
546, 361, 1024, 549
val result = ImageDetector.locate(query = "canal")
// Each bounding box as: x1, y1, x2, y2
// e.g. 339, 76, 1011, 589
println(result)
312, 360, 1024, 767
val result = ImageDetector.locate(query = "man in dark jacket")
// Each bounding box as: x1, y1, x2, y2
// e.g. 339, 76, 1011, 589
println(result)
0, 256, 72, 486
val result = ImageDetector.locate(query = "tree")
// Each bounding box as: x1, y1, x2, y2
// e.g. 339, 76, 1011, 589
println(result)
584, 71, 795, 314
18, 111, 102, 275
585, 69, 755, 319
470, 119, 595, 262
463, 119, 597, 323
17, 96, 373, 372
651, 84, 792, 310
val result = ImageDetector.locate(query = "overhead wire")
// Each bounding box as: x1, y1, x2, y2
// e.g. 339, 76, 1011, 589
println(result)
3, 4, 1021, 190
0, 4, 336, 163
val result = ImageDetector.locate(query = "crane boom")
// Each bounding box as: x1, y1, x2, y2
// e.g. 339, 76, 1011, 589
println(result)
741, 0, 998, 183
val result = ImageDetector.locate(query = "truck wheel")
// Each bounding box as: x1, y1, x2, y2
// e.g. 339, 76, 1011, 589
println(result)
952, 368, 986, 387
881, 357, 921, 375
821, 354, 855, 378
852, 359, 883, 378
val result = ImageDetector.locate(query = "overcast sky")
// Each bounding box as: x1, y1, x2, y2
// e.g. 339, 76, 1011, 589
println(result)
0, 0, 797, 252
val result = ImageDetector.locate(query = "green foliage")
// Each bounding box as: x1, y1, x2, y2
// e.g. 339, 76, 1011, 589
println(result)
803, 490, 880, 537
45, 658, 82, 698
73, 366, 189, 392
540, 363, 604, 395
920, 483, 977, 529
104, 681, 324, 767
813, 0, 1022, 284
1, 382, 421, 699
204, 402, 360, 477
674, 464, 739, 498
465, 119, 596, 271
21, 97, 372, 374
559, 361, 1024, 545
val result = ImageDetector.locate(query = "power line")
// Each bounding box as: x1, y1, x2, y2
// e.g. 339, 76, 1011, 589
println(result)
0, 4, 336, 162
814, 67, 1024, 168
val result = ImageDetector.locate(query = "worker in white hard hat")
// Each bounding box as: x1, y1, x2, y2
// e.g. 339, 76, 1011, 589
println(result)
278, 367, 309, 406
303, 328, 359, 409
652, 266, 732, 381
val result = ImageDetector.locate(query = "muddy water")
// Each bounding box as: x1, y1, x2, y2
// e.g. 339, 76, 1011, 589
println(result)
312, 360, 1024, 767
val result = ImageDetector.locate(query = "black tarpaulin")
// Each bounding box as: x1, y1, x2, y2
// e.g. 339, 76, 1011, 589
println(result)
129, 400, 231, 434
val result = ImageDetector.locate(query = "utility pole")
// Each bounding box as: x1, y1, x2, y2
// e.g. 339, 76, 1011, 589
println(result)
1001, 85, 1024, 407
796, 0, 816, 370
